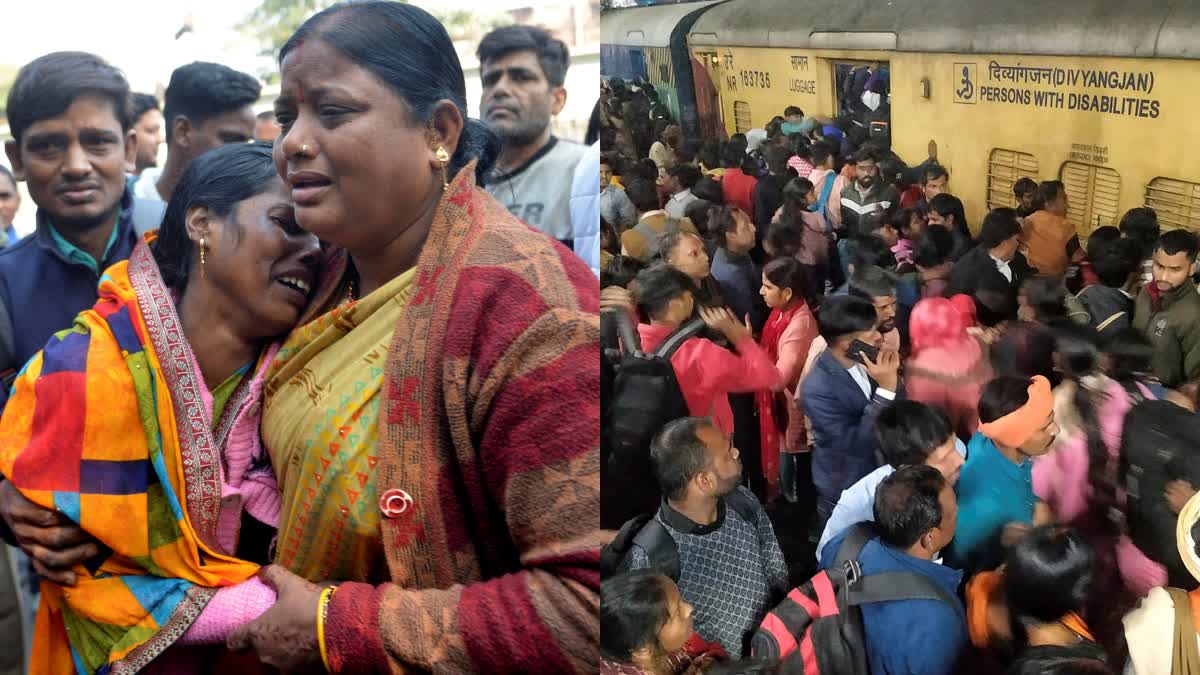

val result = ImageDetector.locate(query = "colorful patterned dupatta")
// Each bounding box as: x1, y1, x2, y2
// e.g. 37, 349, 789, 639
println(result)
0, 240, 261, 674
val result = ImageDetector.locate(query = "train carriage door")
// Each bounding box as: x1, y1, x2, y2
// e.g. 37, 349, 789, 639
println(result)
1060, 162, 1121, 238
831, 59, 890, 144
645, 47, 679, 121
692, 50, 726, 140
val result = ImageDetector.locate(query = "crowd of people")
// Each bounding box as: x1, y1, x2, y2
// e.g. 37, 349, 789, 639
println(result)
0, 3, 603, 674
600, 76, 1200, 674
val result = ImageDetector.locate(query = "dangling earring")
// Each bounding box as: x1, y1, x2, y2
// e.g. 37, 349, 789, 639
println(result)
199, 237, 206, 279
435, 146, 450, 188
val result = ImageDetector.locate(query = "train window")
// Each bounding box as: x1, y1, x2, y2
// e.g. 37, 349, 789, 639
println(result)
1060, 162, 1120, 236
1145, 178, 1200, 231
733, 101, 752, 134
987, 149, 1039, 211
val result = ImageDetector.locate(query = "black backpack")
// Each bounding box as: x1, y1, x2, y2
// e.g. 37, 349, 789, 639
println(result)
750, 523, 964, 674
601, 312, 706, 529
1119, 396, 1200, 587
600, 488, 761, 581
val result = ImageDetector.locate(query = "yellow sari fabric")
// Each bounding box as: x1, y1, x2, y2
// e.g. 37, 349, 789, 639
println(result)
262, 268, 417, 582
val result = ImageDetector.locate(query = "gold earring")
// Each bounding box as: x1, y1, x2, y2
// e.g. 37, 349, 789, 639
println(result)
435, 146, 450, 188
199, 237, 206, 278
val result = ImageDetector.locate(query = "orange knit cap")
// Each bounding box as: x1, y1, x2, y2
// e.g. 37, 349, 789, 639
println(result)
977, 375, 1054, 448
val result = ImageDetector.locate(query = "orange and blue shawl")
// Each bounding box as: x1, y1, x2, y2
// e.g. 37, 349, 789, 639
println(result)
0, 241, 261, 674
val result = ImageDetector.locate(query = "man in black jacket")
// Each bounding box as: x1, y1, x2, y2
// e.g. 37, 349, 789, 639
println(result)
840, 147, 900, 238
948, 208, 1034, 325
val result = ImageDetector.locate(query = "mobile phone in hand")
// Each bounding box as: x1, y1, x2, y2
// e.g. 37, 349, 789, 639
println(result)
846, 339, 879, 365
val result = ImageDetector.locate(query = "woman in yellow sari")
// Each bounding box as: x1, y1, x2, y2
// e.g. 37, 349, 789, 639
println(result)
4, 3, 602, 672
0, 142, 320, 673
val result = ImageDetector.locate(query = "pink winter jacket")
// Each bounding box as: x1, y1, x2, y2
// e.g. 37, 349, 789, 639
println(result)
905, 338, 992, 441
1032, 377, 1167, 597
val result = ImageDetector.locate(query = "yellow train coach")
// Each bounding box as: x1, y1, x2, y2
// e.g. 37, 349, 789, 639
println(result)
684, 0, 1200, 236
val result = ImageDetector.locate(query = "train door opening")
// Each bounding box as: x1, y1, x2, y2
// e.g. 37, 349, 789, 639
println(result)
692, 50, 726, 140
832, 59, 891, 145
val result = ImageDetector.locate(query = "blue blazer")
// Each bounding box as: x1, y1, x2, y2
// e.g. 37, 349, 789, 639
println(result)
800, 349, 899, 505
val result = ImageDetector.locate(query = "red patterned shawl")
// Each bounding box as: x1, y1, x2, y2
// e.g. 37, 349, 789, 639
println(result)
305, 163, 602, 673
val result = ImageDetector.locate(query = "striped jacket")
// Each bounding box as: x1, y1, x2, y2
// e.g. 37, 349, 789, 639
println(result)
839, 181, 899, 237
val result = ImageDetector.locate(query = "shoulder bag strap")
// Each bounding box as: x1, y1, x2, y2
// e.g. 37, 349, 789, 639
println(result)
725, 488, 761, 525
652, 318, 706, 360
1167, 587, 1200, 674
830, 522, 878, 571
632, 518, 681, 582
851, 571, 965, 621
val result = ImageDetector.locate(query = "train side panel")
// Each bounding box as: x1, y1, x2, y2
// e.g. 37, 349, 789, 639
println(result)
894, 52, 1200, 234
687, 44, 1200, 234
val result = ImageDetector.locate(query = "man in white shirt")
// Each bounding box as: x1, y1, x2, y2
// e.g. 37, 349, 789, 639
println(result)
479, 25, 587, 247
570, 144, 600, 277
948, 207, 1034, 325
664, 164, 701, 221
816, 400, 966, 561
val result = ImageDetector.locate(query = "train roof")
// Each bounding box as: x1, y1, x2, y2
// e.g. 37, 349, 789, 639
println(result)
686, 0, 1200, 60
601, 0, 727, 48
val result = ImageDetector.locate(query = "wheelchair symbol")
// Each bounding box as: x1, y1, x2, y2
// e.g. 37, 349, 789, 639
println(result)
954, 63, 977, 104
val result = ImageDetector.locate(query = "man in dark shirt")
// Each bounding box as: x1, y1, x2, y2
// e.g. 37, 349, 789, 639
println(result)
625, 417, 789, 658
709, 207, 768, 333
751, 146, 791, 248
948, 208, 1034, 326
839, 147, 899, 238
0, 52, 166, 403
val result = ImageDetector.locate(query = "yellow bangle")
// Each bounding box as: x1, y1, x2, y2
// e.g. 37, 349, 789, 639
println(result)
316, 586, 337, 673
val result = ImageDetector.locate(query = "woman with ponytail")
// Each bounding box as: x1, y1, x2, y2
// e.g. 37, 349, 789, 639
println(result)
1031, 324, 1136, 656
771, 177, 830, 295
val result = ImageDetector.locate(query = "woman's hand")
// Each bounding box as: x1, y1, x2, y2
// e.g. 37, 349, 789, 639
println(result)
228, 565, 325, 673
0, 479, 98, 585
698, 306, 749, 344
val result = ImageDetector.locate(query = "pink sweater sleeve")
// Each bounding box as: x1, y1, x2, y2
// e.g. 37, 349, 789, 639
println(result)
1032, 437, 1089, 524
828, 176, 848, 228
777, 313, 817, 391
176, 577, 277, 645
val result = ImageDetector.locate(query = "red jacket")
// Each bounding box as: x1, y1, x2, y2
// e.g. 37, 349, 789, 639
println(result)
638, 323, 782, 434
721, 168, 758, 215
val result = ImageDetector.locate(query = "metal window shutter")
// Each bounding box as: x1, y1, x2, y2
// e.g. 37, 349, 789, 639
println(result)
987, 149, 1039, 211
734, 101, 752, 134
645, 47, 676, 89
1146, 178, 1200, 232
1060, 161, 1121, 237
